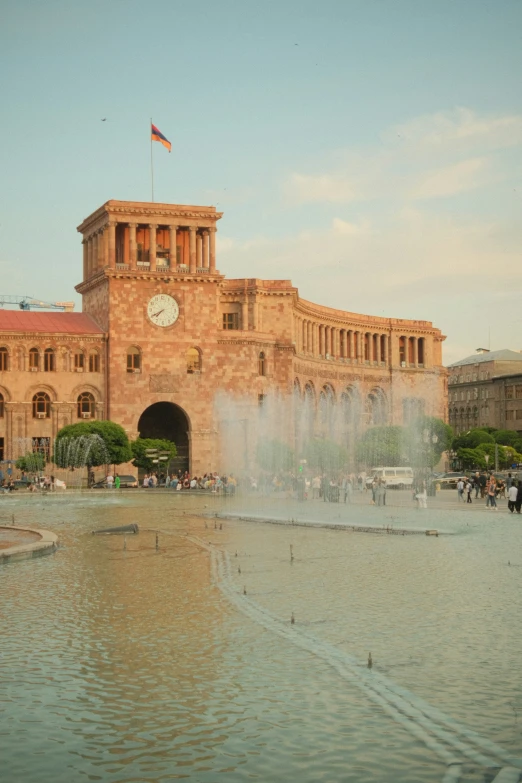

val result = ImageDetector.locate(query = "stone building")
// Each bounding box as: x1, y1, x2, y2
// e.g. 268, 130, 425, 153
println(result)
0, 199, 447, 473
447, 349, 522, 434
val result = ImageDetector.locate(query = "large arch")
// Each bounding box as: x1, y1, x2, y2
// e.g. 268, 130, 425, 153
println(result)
137, 402, 190, 474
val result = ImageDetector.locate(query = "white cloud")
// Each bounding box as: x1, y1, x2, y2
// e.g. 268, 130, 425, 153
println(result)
284, 173, 357, 204
391, 107, 522, 150
412, 157, 487, 199
332, 217, 370, 236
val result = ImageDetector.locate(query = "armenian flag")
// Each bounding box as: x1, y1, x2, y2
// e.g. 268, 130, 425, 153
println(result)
151, 123, 171, 153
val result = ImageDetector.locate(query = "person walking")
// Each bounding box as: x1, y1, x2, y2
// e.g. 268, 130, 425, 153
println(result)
466, 479, 473, 504
457, 478, 464, 502
486, 478, 497, 510
515, 481, 522, 514
479, 472, 487, 499
508, 482, 518, 513
474, 472, 480, 499
114, 474, 121, 490
106, 473, 114, 490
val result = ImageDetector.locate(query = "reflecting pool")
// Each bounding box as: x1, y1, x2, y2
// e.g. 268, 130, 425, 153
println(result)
1, 492, 521, 782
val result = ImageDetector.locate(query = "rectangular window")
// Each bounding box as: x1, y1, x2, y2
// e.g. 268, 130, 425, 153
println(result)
89, 353, 100, 372
516, 410, 522, 420
506, 386, 514, 399
223, 313, 239, 330
74, 352, 84, 370
506, 410, 514, 420
0, 349, 8, 371
516, 385, 522, 399
29, 351, 39, 369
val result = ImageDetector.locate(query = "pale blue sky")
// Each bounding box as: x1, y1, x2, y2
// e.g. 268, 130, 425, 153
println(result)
1, 0, 521, 363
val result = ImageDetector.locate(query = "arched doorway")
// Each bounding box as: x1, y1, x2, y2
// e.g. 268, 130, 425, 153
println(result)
138, 402, 190, 474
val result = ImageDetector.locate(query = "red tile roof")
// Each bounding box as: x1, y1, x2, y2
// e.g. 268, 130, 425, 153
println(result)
0, 311, 104, 335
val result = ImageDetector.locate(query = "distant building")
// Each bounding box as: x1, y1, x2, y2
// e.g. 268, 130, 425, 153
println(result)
447, 349, 522, 433
0, 199, 448, 473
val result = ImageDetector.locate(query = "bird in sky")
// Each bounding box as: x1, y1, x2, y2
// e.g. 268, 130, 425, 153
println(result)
101, 118, 107, 122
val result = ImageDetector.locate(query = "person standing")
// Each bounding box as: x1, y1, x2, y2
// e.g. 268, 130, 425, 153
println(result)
479, 472, 487, 498
457, 478, 464, 502
486, 478, 497, 510
106, 473, 114, 490
515, 481, 522, 514
114, 474, 121, 490
508, 482, 518, 513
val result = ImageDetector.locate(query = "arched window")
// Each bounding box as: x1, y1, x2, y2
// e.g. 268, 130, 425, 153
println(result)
74, 351, 85, 371
77, 392, 95, 419
319, 385, 336, 437
367, 388, 387, 426
44, 348, 55, 372
0, 392, 4, 418
258, 351, 266, 376
0, 347, 8, 371
32, 392, 51, 418
29, 347, 39, 370
127, 346, 141, 373
186, 347, 201, 374
89, 351, 100, 372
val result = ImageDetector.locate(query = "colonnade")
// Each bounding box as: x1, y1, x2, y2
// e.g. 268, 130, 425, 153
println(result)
83, 222, 217, 279
294, 316, 428, 368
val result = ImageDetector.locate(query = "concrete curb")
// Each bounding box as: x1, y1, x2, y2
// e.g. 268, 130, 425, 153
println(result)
0, 526, 59, 564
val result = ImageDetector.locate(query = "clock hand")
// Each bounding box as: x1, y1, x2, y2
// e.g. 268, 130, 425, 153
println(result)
151, 309, 165, 318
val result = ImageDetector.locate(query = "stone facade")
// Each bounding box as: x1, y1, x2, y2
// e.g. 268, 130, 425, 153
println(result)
448, 349, 522, 434
0, 199, 447, 474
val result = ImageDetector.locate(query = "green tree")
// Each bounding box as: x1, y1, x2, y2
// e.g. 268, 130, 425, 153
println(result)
54, 421, 132, 467
16, 452, 46, 473
492, 430, 520, 447
475, 442, 510, 468
304, 438, 348, 474
256, 439, 294, 473
456, 447, 486, 470
407, 416, 453, 468
355, 426, 404, 467
131, 438, 177, 473
452, 429, 494, 450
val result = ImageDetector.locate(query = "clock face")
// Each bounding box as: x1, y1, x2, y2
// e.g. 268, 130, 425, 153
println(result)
147, 294, 179, 328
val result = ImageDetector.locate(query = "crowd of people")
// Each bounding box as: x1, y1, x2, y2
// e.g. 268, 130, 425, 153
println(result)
456, 472, 522, 512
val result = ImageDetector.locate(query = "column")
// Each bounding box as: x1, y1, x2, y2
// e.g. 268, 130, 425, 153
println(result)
92, 232, 99, 272
412, 336, 418, 367
209, 227, 216, 273
149, 224, 157, 271
103, 225, 109, 267
82, 239, 88, 280
189, 227, 197, 273
383, 334, 389, 366
108, 221, 116, 268
169, 225, 178, 267
129, 223, 137, 270
357, 332, 363, 363
348, 330, 354, 360
241, 299, 248, 330
87, 235, 93, 277
252, 297, 258, 330
202, 230, 209, 270
196, 232, 203, 269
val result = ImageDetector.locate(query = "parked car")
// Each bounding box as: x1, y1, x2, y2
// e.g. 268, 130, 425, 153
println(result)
434, 475, 468, 490
91, 475, 138, 489
366, 467, 414, 489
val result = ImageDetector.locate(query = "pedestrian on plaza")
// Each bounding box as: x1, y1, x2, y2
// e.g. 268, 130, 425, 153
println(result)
106, 472, 114, 490
114, 474, 121, 489
515, 481, 522, 514
474, 472, 480, 499
416, 482, 428, 509
457, 478, 464, 502
508, 482, 518, 513
466, 479, 473, 504
486, 478, 497, 510
312, 475, 321, 499
479, 473, 487, 498
321, 474, 329, 502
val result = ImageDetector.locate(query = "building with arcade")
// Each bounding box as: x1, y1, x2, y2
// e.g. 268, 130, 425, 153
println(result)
0, 199, 447, 474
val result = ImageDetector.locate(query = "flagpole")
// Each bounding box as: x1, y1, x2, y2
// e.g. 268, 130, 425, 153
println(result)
150, 117, 154, 202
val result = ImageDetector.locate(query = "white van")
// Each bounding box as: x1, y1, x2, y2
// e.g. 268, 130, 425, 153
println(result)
366, 467, 414, 489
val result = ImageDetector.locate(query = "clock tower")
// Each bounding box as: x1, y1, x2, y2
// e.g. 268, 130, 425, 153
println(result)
76, 199, 223, 474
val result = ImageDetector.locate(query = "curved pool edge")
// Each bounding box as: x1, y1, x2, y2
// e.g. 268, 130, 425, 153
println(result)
0, 526, 59, 564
